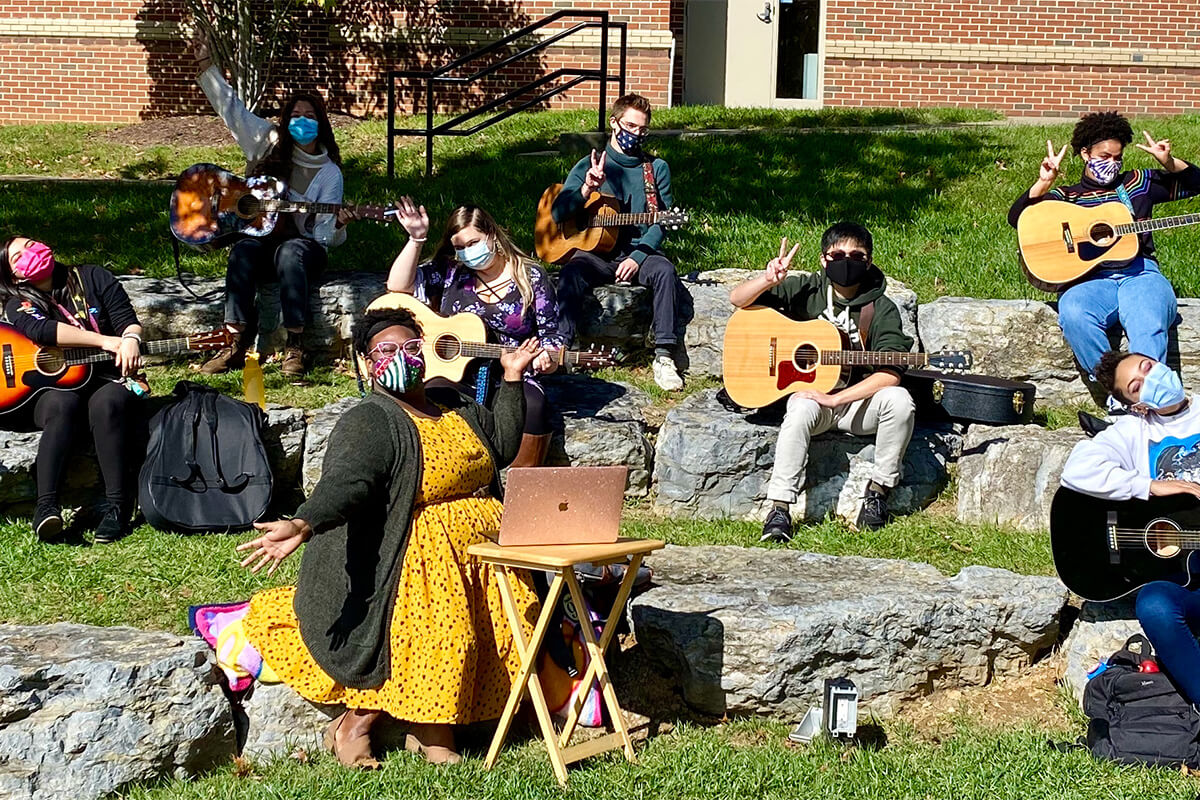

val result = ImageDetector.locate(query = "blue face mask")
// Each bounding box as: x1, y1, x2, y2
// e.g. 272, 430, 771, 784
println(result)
1140, 361, 1186, 410
455, 240, 495, 271
1087, 156, 1122, 184
288, 116, 319, 146
614, 126, 646, 154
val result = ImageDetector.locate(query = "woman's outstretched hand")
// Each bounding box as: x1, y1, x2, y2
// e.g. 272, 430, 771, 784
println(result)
237, 518, 312, 575
500, 338, 544, 381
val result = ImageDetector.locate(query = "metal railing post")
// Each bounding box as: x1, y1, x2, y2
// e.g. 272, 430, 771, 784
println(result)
387, 72, 396, 179
425, 78, 435, 177
619, 24, 627, 98
598, 11, 609, 133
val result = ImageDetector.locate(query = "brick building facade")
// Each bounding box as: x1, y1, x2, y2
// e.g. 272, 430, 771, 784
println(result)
0, 0, 1197, 125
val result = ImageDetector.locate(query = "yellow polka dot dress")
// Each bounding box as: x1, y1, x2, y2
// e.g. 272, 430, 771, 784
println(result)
242, 409, 540, 724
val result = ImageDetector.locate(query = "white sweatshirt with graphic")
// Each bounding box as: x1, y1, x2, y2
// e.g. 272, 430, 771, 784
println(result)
1060, 396, 1200, 501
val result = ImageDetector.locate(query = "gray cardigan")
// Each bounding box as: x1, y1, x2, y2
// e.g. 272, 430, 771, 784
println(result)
291, 381, 525, 688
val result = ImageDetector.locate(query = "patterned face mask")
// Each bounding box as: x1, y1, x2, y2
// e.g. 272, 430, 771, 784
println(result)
372, 350, 425, 394
614, 126, 647, 153
1088, 156, 1122, 184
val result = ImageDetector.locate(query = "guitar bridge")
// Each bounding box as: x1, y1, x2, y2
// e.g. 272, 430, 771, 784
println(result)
1061, 222, 1076, 254
1, 344, 12, 388
769, 337, 777, 376
1106, 510, 1121, 564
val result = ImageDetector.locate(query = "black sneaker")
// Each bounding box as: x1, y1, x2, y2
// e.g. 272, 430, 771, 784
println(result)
857, 487, 890, 531
93, 505, 130, 545
33, 500, 63, 542
1078, 411, 1112, 439
760, 507, 793, 543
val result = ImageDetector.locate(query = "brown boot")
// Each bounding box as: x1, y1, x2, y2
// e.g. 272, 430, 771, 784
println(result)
281, 344, 307, 379
509, 433, 552, 468
199, 345, 247, 375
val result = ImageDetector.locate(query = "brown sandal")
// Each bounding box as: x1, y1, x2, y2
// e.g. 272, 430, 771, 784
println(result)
323, 712, 382, 770
405, 730, 463, 765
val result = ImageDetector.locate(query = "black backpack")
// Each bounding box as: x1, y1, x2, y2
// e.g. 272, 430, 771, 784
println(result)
1083, 634, 1200, 768
139, 381, 273, 532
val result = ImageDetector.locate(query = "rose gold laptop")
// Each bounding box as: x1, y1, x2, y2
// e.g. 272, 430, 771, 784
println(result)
497, 466, 627, 546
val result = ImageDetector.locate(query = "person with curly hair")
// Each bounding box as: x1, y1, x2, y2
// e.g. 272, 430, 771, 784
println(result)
1008, 111, 1200, 412
196, 306, 545, 768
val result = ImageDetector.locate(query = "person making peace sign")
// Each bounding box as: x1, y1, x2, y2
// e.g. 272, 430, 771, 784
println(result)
1008, 111, 1200, 414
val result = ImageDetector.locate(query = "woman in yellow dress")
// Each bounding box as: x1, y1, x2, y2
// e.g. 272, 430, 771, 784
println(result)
235, 306, 543, 767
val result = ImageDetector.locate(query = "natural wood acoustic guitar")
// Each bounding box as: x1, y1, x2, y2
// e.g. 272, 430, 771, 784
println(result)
533, 183, 689, 265
1017, 199, 1200, 289
0, 325, 233, 415
721, 307, 973, 409
364, 292, 621, 383
170, 163, 402, 251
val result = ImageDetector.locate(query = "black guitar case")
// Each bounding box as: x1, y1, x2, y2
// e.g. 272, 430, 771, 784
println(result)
902, 369, 1036, 425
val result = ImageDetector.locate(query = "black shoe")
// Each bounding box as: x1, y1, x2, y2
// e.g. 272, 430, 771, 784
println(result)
1078, 411, 1112, 439
760, 507, 793, 543
93, 504, 130, 545
33, 500, 63, 542
857, 487, 890, 531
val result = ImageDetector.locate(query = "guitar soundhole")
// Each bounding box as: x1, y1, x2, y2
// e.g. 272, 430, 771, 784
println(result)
792, 344, 819, 373
1089, 221, 1116, 245
35, 348, 66, 376
432, 335, 461, 361
235, 193, 261, 219
1145, 518, 1182, 559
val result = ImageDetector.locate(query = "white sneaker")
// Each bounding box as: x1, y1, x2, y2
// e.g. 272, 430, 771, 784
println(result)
652, 354, 684, 391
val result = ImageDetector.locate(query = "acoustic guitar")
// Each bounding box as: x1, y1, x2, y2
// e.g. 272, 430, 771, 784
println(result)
1050, 486, 1200, 602
170, 163, 402, 251
0, 325, 233, 415
721, 307, 973, 409
1017, 199, 1200, 289
533, 183, 689, 265
365, 293, 621, 383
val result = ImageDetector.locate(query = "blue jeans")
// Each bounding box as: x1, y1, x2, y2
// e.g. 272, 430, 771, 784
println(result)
1136, 580, 1200, 704
1057, 257, 1176, 376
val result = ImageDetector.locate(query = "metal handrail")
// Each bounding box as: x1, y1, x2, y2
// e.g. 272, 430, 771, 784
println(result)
386, 10, 627, 177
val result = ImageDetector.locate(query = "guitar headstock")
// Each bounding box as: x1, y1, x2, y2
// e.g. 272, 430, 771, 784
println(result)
927, 350, 973, 374
573, 346, 624, 370
657, 207, 689, 231
187, 328, 237, 351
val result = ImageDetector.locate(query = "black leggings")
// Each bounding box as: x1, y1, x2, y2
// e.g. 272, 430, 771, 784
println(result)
28, 381, 140, 508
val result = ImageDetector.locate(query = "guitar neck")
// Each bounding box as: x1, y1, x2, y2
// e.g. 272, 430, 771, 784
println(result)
61, 337, 200, 366
264, 200, 391, 219
589, 212, 669, 228
454, 341, 588, 366
821, 350, 928, 367
1115, 212, 1200, 236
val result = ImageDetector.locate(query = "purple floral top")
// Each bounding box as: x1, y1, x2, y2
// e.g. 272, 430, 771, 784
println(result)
418, 258, 567, 351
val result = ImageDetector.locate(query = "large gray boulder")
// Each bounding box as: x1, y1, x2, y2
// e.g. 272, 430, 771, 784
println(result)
543, 376, 653, 497
262, 405, 307, 503
919, 297, 1086, 406
956, 424, 1085, 531
238, 683, 336, 759
577, 284, 653, 353
652, 389, 961, 521
0, 624, 233, 800
630, 545, 1067, 717
1060, 599, 1143, 707
300, 397, 360, 496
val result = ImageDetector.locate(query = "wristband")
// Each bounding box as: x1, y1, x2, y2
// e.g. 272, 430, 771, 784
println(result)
122, 332, 142, 343
410, 236, 427, 243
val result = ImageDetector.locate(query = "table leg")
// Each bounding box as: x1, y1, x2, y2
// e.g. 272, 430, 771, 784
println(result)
561, 558, 641, 762
484, 566, 567, 784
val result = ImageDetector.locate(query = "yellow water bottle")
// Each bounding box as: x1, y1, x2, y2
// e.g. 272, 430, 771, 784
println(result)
243, 351, 266, 410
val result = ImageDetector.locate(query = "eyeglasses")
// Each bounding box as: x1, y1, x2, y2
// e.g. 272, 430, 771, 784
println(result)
824, 250, 870, 262
617, 121, 649, 136
369, 338, 423, 360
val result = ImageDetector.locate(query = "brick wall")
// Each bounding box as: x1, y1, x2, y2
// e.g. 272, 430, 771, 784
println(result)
823, 0, 1200, 115
0, 0, 675, 124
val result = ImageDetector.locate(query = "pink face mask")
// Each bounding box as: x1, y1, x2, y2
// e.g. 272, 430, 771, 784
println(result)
11, 242, 54, 283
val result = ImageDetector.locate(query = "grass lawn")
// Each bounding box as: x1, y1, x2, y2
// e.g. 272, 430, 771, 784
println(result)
6, 107, 1200, 304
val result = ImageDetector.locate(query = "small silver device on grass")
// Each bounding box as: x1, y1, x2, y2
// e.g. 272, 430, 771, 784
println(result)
788, 678, 859, 744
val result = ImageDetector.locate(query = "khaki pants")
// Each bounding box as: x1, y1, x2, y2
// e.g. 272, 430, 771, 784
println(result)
766, 386, 916, 505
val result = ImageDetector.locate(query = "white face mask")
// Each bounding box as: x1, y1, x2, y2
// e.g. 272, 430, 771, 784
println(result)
455, 239, 495, 271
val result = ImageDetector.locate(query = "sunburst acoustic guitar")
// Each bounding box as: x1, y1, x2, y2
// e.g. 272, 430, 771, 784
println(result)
0, 325, 233, 415
721, 307, 973, 409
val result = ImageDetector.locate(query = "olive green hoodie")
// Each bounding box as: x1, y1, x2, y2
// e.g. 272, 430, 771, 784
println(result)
756, 265, 913, 379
